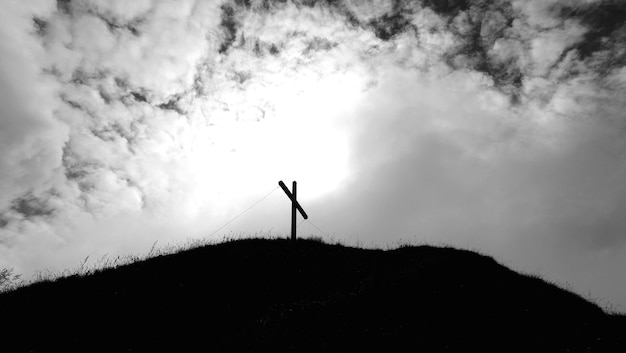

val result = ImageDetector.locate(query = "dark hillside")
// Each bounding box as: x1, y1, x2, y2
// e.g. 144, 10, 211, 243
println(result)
0, 238, 624, 352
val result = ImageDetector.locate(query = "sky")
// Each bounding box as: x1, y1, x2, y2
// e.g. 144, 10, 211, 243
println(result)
1, 0, 626, 310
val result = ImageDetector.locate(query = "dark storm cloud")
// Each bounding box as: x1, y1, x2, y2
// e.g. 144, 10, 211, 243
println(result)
553, 1, 626, 61
158, 96, 186, 115
56, 0, 72, 16
32, 17, 49, 37
441, 4, 518, 77
326, 0, 623, 103
368, 12, 412, 41
218, 5, 238, 54
11, 194, 55, 220
273, 0, 516, 99
130, 91, 149, 104
424, 0, 470, 14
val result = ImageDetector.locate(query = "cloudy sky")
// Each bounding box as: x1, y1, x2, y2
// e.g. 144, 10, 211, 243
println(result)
1, 0, 626, 310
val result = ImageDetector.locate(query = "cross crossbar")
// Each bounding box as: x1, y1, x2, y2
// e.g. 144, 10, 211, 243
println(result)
278, 181, 308, 219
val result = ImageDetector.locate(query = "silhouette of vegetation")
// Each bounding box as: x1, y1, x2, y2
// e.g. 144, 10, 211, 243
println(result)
0, 237, 625, 352
0, 268, 23, 292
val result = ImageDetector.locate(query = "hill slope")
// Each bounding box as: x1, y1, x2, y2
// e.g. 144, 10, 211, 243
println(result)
0, 238, 624, 352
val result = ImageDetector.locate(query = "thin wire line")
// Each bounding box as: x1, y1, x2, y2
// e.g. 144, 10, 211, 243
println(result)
307, 219, 330, 238
207, 186, 279, 238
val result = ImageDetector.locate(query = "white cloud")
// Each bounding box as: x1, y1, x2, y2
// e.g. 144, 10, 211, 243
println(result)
511, 0, 563, 29
0, 1, 68, 211
529, 20, 586, 76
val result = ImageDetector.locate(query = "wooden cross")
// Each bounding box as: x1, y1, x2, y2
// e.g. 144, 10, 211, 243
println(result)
278, 180, 308, 240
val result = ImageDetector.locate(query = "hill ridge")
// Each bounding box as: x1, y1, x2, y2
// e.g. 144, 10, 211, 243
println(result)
1, 238, 624, 352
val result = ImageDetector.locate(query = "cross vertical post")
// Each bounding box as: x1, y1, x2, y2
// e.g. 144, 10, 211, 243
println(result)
278, 180, 308, 241
291, 181, 297, 241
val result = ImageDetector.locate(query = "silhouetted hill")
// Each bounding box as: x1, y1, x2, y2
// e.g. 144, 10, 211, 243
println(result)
1, 238, 624, 352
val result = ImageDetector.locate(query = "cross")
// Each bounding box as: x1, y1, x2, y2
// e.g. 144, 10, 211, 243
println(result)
278, 180, 308, 240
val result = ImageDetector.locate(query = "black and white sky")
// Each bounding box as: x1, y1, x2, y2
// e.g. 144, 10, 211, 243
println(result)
1, 0, 626, 310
